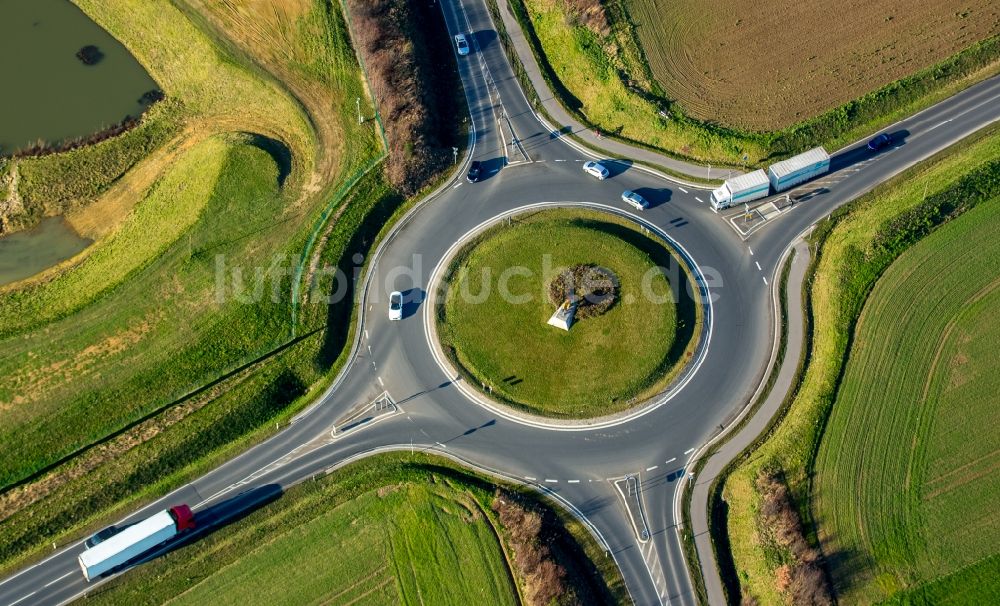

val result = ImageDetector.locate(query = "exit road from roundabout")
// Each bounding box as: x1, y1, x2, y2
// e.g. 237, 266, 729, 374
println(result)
2, 0, 1000, 604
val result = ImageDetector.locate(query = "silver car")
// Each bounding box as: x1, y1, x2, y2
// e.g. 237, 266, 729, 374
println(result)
583, 160, 609, 180
621, 190, 649, 210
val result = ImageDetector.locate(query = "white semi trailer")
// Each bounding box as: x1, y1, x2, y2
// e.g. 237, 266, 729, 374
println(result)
78, 504, 195, 581
767, 146, 830, 192
709, 169, 770, 210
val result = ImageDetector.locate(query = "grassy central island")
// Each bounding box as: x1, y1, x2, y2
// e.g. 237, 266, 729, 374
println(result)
437, 208, 700, 418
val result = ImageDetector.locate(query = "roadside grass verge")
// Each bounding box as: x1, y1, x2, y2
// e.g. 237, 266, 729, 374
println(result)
0, 136, 287, 489
0, 168, 398, 577
437, 208, 700, 418
507, 0, 1000, 166
718, 125, 1000, 604
80, 453, 625, 606
813, 198, 1000, 602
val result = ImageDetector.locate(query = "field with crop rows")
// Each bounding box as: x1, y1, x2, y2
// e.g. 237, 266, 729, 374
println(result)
813, 198, 1000, 603
720, 126, 1000, 605
627, 0, 1000, 130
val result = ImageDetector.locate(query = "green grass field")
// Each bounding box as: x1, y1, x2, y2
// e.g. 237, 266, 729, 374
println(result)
439, 209, 698, 417
0, 0, 392, 575
718, 126, 1000, 605
85, 453, 628, 606
165, 484, 516, 606
813, 198, 1000, 603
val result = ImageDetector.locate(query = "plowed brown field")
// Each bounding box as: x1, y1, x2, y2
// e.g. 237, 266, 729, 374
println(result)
629, 0, 1000, 130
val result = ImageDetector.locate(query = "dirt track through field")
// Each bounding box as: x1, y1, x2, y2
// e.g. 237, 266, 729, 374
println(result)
628, 0, 1000, 130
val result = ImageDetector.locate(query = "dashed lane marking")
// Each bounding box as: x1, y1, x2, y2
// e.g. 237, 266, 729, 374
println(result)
9, 592, 36, 606
763, 276, 769, 285
452, 183, 461, 189
44, 572, 74, 588
684, 448, 695, 455
678, 186, 688, 193
568, 479, 580, 483
755, 261, 762, 271
695, 196, 704, 203
665, 457, 676, 464
545, 478, 559, 483
646, 465, 658, 471
748, 246, 754, 256
555, 159, 566, 162
525, 476, 536, 481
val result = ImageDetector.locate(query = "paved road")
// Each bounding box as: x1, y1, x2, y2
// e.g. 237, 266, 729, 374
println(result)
689, 239, 810, 605
2, 1, 999, 604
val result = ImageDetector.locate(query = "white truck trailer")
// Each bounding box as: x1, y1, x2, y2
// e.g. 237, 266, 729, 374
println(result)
709, 169, 770, 210
78, 505, 195, 581
767, 146, 830, 192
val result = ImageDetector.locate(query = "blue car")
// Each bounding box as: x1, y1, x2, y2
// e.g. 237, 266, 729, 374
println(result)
867, 133, 893, 151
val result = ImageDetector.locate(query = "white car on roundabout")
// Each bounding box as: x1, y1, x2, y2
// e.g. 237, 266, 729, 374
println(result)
583, 160, 610, 180
388, 291, 403, 321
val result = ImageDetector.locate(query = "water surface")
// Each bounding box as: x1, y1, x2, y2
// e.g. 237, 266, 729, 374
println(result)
0, 0, 159, 155
0, 217, 91, 285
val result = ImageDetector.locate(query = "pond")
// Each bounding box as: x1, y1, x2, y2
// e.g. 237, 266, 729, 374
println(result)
0, 216, 92, 286
0, 0, 159, 155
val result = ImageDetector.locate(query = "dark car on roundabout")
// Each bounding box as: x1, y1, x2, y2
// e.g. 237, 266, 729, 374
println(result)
467, 160, 482, 182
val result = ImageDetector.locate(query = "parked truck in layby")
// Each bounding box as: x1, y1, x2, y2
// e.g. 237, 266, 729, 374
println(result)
709, 146, 831, 210
78, 505, 195, 581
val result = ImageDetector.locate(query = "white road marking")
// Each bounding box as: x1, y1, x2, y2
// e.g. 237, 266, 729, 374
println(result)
678, 187, 688, 193
525, 476, 536, 481
9, 592, 36, 606
665, 457, 676, 464
555, 159, 566, 162
544, 478, 559, 483
435, 442, 446, 449
377, 376, 384, 387
684, 448, 695, 455
755, 261, 762, 271
452, 182, 461, 189
748, 246, 754, 256
763, 276, 769, 285
646, 465, 658, 471
926, 118, 953, 132
44, 572, 74, 588
695, 196, 704, 203
568, 479, 580, 483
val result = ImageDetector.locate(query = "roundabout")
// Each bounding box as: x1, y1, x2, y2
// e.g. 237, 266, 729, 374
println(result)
432, 207, 703, 419
4, 0, 998, 603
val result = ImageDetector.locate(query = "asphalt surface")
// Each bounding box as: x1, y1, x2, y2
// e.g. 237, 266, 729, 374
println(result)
2, 1, 1000, 605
